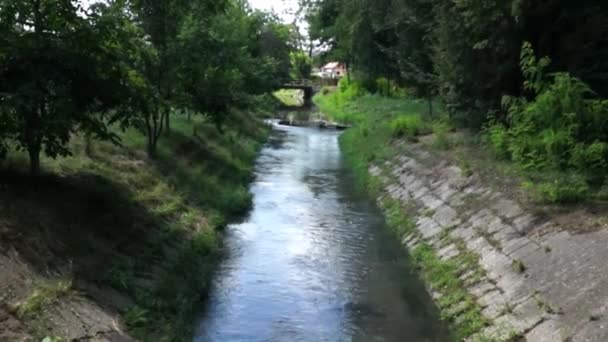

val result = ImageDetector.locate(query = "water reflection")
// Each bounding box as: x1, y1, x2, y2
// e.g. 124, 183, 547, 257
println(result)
195, 124, 447, 342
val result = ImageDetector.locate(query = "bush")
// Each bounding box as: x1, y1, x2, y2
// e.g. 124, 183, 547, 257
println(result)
376, 77, 391, 96
330, 78, 367, 110
432, 120, 452, 149
485, 122, 510, 159
390, 114, 423, 139
493, 42, 608, 202
502, 43, 608, 174
570, 141, 608, 176
523, 174, 589, 204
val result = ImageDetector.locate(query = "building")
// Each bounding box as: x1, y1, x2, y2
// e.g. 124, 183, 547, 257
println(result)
320, 62, 347, 79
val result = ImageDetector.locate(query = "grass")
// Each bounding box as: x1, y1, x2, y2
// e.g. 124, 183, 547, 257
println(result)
273, 89, 304, 107
314, 92, 436, 194
1, 110, 269, 340
411, 243, 489, 340
512, 259, 526, 273
16, 279, 73, 319
382, 197, 417, 236
390, 114, 426, 140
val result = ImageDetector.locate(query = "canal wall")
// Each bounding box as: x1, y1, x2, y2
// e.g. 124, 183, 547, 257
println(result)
371, 144, 608, 341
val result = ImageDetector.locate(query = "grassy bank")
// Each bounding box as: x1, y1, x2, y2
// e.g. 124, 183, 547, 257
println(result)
0, 111, 269, 340
314, 91, 492, 339
315, 92, 436, 192
273, 89, 304, 107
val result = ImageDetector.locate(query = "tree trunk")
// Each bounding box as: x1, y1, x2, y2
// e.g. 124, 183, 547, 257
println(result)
427, 94, 434, 120
147, 138, 157, 158
164, 110, 170, 134
145, 107, 164, 158
28, 146, 41, 175
85, 132, 93, 157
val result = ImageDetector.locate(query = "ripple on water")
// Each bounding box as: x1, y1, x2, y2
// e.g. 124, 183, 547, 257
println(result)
195, 124, 448, 342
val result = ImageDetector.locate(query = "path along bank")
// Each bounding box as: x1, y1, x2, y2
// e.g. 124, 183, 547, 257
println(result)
316, 92, 608, 341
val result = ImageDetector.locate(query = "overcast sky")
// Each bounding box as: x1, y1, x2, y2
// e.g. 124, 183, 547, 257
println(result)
249, 0, 300, 23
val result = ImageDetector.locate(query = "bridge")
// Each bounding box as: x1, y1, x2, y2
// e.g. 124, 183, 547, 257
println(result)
279, 80, 320, 107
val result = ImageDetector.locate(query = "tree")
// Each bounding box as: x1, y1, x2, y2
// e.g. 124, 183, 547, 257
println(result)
290, 51, 312, 80
0, 0, 137, 174
130, 0, 187, 139
386, 0, 437, 115
176, 3, 294, 131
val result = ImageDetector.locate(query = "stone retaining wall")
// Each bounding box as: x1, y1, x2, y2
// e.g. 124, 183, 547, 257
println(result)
373, 148, 608, 341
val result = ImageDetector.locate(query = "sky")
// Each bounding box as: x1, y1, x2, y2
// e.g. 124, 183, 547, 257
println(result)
249, 0, 301, 23
82, 0, 301, 24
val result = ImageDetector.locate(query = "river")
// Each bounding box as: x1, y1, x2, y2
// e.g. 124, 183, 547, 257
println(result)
195, 123, 448, 342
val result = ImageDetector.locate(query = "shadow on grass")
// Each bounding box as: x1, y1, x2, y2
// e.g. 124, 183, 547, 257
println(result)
151, 116, 269, 223
0, 167, 217, 338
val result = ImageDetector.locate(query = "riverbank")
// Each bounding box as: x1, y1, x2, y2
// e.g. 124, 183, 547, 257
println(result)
0, 111, 269, 341
316, 92, 608, 340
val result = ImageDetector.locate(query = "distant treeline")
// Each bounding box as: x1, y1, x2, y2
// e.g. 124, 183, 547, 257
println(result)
304, 0, 608, 127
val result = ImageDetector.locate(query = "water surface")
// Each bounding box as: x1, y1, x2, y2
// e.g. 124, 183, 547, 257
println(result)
196, 124, 447, 342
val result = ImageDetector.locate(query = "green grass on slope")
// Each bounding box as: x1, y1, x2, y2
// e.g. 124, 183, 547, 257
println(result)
314, 93, 434, 194
273, 89, 304, 107
0, 111, 269, 341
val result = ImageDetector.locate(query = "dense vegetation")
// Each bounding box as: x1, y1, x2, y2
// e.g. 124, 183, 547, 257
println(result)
306, 0, 608, 203
0, 0, 300, 174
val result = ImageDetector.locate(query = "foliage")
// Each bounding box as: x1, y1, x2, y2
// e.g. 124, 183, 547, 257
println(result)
273, 89, 303, 107
315, 90, 435, 195
485, 122, 510, 159
430, 120, 452, 150
0, 0, 137, 174
290, 51, 313, 80
0, 0, 293, 168
411, 243, 488, 340
305, 0, 608, 131
390, 115, 424, 139
124, 306, 150, 329
523, 174, 590, 204
485, 42, 608, 202
16, 279, 72, 318
5, 112, 269, 339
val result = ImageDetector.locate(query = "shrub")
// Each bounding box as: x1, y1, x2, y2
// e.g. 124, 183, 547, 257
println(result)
376, 77, 391, 96
570, 141, 608, 177
432, 120, 452, 149
390, 114, 423, 139
502, 44, 608, 173
330, 78, 367, 110
496, 42, 608, 202
523, 174, 589, 204
485, 122, 510, 159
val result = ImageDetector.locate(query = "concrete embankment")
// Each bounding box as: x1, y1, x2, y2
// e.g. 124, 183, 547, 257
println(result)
372, 144, 608, 341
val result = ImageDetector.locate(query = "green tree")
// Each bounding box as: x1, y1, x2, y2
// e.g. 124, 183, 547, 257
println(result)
290, 51, 312, 80
0, 0, 137, 174
176, 2, 293, 130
